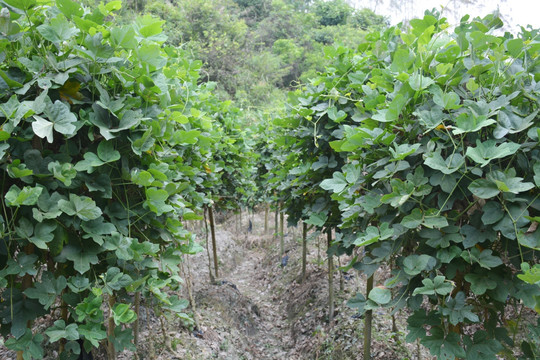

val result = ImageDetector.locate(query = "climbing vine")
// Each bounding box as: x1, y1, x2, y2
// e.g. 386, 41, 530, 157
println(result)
274, 10, 540, 359
0, 0, 226, 358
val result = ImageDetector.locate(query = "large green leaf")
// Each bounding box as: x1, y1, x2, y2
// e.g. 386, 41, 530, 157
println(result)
465, 273, 497, 295
24, 272, 67, 309
45, 320, 79, 343
5, 185, 42, 207
424, 151, 464, 174
58, 194, 102, 221
421, 327, 466, 360
57, 243, 101, 274
57, 0, 84, 19
368, 287, 391, 305
145, 188, 173, 215
465, 140, 520, 167
442, 292, 479, 325
412, 275, 453, 296
320, 172, 348, 193
37, 14, 79, 43
4, 329, 44, 360
112, 303, 137, 325
32, 100, 77, 143
403, 254, 434, 276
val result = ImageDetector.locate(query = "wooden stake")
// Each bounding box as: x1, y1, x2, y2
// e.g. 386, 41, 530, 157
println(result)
107, 295, 116, 360
264, 203, 269, 235
274, 203, 279, 240
279, 203, 284, 257
301, 222, 307, 283
327, 229, 335, 325
203, 207, 214, 282
364, 274, 374, 360
134, 292, 140, 348
209, 206, 219, 279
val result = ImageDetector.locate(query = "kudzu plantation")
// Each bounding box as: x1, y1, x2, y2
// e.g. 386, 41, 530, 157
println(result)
0, 0, 539, 359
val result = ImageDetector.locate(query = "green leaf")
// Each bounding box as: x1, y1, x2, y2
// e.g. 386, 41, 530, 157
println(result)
78, 323, 107, 350
5, 185, 43, 207
469, 179, 499, 199
518, 263, 540, 285
477, 249, 503, 269
131, 170, 155, 187
57, 243, 100, 274
464, 330, 504, 360
37, 14, 79, 43
7, 160, 33, 178
401, 208, 422, 229
29, 221, 57, 250
44, 320, 79, 343
460, 225, 496, 249
3, 0, 36, 10
173, 130, 200, 145
97, 141, 120, 162
0, 290, 45, 339
413, 275, 453, 296
112, 303, 137, 325
368, 287, 391, 305
48, 161, 77, 186
494, 109, 537, 139
110, 25, 138, 49
320, 172, 348, 193
346, 293, 366, 313
409, 73, 435, 91
487, 170, 534, 195
442, 292, 479, 325
389, 143, 420, 162
58, 194, 102, 221
452, 113, 496, 135
353, 224, 392, 247
481, 202, 504, 225
305, 212, 328, 227
465, 273, 497, 295
111, 326, 136, 352
403, 254, 434, 276
432, 87, 461, 110
57, 0, 84, 19
507, 38, 523, 57
424, 151, 464, 174
145, 188, 173, 215
31, 115, 54, 143
32, 100, 77, 143
24, 272, 67, 309
465, 140, 520, 167
67, 275, 91, 293
103, 233, 134, 261
421, 327, 466, 360
0, 254, 38, 277
4, 329, 44, 360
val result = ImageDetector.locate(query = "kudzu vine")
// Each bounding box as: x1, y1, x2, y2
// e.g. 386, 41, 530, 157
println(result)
274, 9, 540, 359
0, 0, 239, 358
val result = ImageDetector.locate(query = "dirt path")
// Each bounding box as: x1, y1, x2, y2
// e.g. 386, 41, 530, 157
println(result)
225, 246, 293, 359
